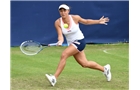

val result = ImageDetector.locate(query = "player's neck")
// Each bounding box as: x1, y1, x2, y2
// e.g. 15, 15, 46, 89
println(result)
62, 15, 70, 23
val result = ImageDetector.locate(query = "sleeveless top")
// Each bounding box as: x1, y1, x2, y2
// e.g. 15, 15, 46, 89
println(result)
60, 15, 84, 45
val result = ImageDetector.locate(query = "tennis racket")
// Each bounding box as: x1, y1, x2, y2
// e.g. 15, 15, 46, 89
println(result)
20, 40, 57, 55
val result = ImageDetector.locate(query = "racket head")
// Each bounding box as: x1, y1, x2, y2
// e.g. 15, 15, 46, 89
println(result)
20, 40, 42, 55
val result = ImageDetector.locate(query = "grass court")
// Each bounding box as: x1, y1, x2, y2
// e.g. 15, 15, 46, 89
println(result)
11, 43, 129, 90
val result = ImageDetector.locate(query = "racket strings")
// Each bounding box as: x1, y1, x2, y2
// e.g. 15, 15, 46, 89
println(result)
20, 41, 42, 55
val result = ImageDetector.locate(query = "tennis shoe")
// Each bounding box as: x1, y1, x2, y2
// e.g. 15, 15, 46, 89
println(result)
45, 74, 57, 86
103, 64, 111, 81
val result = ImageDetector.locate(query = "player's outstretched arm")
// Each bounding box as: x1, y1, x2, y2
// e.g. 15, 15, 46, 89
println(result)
75, 15, 109, 25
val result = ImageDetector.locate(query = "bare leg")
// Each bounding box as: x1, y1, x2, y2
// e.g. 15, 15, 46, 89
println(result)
73, 50, 104, 72
54, 44, 79, 79
45, 45, 110, 86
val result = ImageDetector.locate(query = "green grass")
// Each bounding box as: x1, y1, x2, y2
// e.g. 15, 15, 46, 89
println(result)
11, 43, 129, 90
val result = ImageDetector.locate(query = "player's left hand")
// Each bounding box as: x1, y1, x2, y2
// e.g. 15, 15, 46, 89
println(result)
99, 16, 109, 25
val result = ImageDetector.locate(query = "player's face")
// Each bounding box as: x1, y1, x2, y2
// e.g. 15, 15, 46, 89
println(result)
59, 8, 70, 19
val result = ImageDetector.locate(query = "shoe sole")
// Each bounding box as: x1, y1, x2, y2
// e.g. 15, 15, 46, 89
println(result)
45, 74, 54, 86
107, 64, 111, 81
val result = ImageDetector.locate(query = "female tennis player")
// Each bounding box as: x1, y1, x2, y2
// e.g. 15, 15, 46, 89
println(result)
46, 4, 111, 86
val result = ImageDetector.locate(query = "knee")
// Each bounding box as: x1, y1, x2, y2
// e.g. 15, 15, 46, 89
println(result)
61, 52, 68, 60
80, 62, 89, 68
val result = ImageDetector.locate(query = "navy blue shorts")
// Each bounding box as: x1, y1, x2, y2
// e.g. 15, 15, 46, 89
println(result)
71, 39, 86, 51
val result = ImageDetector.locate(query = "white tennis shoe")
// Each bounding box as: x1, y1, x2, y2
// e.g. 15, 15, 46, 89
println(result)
45, 74, 57, 86
103, 64, 111, 81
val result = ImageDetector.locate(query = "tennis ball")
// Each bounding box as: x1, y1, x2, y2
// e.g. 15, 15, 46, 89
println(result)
64, 24, 68, 28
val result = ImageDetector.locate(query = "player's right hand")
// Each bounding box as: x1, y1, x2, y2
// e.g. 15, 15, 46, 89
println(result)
57, 41, 62, 46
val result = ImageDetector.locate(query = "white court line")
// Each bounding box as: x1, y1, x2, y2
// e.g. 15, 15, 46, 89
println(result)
103, 49, 129, 59
103, 50, 109, 54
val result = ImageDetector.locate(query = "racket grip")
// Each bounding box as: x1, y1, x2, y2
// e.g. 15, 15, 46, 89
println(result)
48, 43, 57, 46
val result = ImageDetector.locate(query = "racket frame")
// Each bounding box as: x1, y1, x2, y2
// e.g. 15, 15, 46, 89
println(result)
20, 40, 57, 55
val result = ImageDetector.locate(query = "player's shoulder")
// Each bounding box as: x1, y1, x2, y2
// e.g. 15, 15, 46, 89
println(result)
71, 14, 81, 18
71, 14, 81, 22
55, 18, 61, 24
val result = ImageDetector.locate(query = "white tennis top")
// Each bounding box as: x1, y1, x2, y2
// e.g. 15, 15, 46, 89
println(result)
60, 15, 84, 45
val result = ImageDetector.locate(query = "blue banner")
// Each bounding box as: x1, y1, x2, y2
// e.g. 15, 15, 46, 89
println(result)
11, 1, 129, 46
